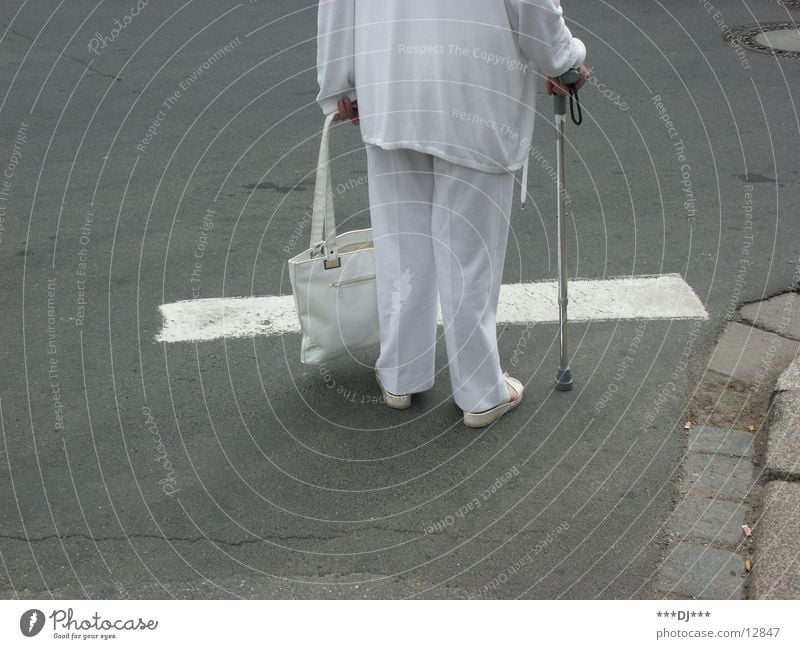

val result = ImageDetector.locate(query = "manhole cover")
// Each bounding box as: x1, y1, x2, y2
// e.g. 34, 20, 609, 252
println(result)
726, 22, 800, 58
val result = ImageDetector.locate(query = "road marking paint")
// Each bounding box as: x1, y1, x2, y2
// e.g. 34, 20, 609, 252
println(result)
155, 273, 708, 343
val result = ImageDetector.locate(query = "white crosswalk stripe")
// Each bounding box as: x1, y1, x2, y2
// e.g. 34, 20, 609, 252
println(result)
155, 273, 708, 343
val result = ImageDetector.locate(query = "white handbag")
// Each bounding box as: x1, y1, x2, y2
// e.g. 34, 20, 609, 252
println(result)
288, 112, 379, 364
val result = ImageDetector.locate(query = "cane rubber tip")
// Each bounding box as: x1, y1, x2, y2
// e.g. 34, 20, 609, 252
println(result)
555, 367, 573, 391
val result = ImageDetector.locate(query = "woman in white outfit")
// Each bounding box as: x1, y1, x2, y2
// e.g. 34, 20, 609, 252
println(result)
316, 0, 588, 427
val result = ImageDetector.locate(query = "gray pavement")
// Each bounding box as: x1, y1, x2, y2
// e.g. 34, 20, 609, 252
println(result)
1, 0, 799, 600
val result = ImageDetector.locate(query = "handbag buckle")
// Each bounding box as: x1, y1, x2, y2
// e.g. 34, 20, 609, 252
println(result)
324, 256, 341, 270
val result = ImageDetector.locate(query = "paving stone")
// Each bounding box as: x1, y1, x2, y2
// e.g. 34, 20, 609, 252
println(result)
751, 482, 800, 599
775, 353, 800, 392
764, 390, 800, 478
671, 496, 747, 546
688, 425, 754, 458
739, 293, 800, 341
681, 452, 753, 500
657, 542, 744, 598
707, 322, 800, 389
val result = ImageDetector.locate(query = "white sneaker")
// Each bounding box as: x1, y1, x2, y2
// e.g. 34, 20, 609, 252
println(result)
463, 372, 523, 428
375, 368, 412, 410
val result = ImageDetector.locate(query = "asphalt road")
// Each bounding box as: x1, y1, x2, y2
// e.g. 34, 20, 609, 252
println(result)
0, 0, 798, 599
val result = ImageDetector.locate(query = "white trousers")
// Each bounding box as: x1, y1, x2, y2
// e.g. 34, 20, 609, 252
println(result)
366, 145, 514, 413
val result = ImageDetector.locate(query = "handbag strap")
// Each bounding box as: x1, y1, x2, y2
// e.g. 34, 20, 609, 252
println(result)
309, 112, 340, 269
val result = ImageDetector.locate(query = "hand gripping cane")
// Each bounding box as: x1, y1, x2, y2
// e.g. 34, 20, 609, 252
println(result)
554, 68, 582, 391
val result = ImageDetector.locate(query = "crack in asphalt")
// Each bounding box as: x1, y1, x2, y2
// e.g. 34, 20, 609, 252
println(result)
2, 25, 123, 82
0, 531, 355, 546
7, 27, 33, 44
0, 527, 425, 547
66, 55, 122, 82
0, 526, 544, 547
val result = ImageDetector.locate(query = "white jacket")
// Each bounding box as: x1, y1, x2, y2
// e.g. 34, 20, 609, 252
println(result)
316, 0, 585, 174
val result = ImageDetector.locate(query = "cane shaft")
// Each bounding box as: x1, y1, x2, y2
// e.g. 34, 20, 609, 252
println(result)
553, 70, 579, 390
556, 114, 569, 373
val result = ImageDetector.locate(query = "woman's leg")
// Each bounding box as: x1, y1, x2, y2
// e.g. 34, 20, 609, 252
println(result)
430, 157, 514, 413
365, 145, 438, 395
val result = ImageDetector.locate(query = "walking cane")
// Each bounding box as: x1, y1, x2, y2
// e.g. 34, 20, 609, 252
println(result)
553, 68, 582, 391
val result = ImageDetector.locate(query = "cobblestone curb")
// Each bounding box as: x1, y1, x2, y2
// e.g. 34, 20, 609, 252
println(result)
750, 352, 800, 598
654, 291, 799, 599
